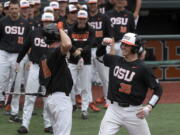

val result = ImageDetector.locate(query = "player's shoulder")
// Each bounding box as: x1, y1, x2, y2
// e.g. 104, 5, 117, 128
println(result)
105, 9, 114, 15
123, 9, 134, 17
0, 16, 9, 23
137, 60, 153, 72
105, 54, 123, 61
19, 17, 29, 24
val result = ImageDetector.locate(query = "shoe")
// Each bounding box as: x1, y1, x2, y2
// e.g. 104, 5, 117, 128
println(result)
9, 115, 22, 123
81, 111, 88, 120
76, 95, 82, 105
0, 101, 4, 108
44, 126, 53, 133
73, 105, 77, 112
95, 97, 105, 104
17, 126, 28, 134
5, 104, 11, 112
89, 102, 101, 112
103, 103, 109, 109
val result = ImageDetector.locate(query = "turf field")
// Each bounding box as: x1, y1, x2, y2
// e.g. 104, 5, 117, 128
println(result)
0, 103, 180, 135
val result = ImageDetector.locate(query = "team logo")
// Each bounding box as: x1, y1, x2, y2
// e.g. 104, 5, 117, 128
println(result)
113, 66, 135, 82
5, 26, 25, 35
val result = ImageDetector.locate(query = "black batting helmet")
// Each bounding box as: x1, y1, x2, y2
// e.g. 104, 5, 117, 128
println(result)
42, 23, 60, 45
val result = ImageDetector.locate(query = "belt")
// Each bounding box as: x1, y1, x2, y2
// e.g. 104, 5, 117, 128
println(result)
111, 101, 130, 107
48, 91, 69, 96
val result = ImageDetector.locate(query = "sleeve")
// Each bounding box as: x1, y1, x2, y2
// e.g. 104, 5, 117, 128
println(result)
129, 13, 135, 33
16, 31, 32, 63
144, 67, 163, 107
104, 15, 114, 38
103, 54, 117, 67
81, 28, 95, 53
68, 28, 76, 54
0, 21, 3, 41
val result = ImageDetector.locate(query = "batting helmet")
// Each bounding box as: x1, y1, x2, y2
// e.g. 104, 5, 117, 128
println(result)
121, 32, 144, 54
42, 23, 60, 45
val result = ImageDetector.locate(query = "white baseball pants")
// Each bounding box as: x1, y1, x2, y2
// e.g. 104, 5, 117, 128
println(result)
22, 63, 51, 129
0, 50, 18, 101
45, 92, 72, 135
69, 63, 92, 111
11, 55, 29, 115
99, 102, 151, 135
95, 59, 109, 102
91, 48, 102, 84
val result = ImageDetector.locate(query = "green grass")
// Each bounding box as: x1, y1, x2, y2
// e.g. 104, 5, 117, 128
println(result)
0, 104, 180, 135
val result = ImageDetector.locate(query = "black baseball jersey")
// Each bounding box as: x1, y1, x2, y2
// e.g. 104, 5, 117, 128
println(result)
88, 12, 113, 48
0, 16, 30, 53
17, 27, 48, 64
68, 23, 95, 65
103, 54, 163, 106
46, 48, 73, 96
106, 9, 135, 42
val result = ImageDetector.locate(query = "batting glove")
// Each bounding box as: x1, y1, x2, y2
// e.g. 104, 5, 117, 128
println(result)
136, 104, 152, 119
102, 37, 113, 46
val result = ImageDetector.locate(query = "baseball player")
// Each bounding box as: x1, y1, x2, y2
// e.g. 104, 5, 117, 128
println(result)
0, 0, 30, 113
125, 0, 142, 27
3, 1, 10, 16
106, 0, 135, 56
87, 0, 114, 109
57, 4, 78, 33
68, 10, 95, 119
49, 1, 60, 22
0, 2, 3, 19
58, 0, 68, 19
42, 23, 73, 135
8, 0, 32, 121
16, 13, 54, 134
97, 33, 163, 135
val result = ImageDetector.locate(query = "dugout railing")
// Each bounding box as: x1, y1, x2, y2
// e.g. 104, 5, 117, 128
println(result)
139, 34, 180, 81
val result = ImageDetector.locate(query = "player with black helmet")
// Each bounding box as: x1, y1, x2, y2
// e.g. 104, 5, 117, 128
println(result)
97, 32, 163, 135
41, 21, 73, 135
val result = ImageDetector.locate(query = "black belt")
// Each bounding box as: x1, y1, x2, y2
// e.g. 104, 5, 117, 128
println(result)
111, 101, 130, 107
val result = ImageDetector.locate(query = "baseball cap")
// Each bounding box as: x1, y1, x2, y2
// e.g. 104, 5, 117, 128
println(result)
44, 6, 54, 13
4, 1, 10, 8
69, 0, 78, 3
33, 0, 41, 5
41, 12, 54, 22
28, 0, 35, 6
121, 33, 137, 46
67, 4, 78, 13
20, 0, 30, 8
49, 1, 60, 10
81, 4, 88, 10
88, 0, 97, 4
77, 10, 88, 19
58, 0, 68, 2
